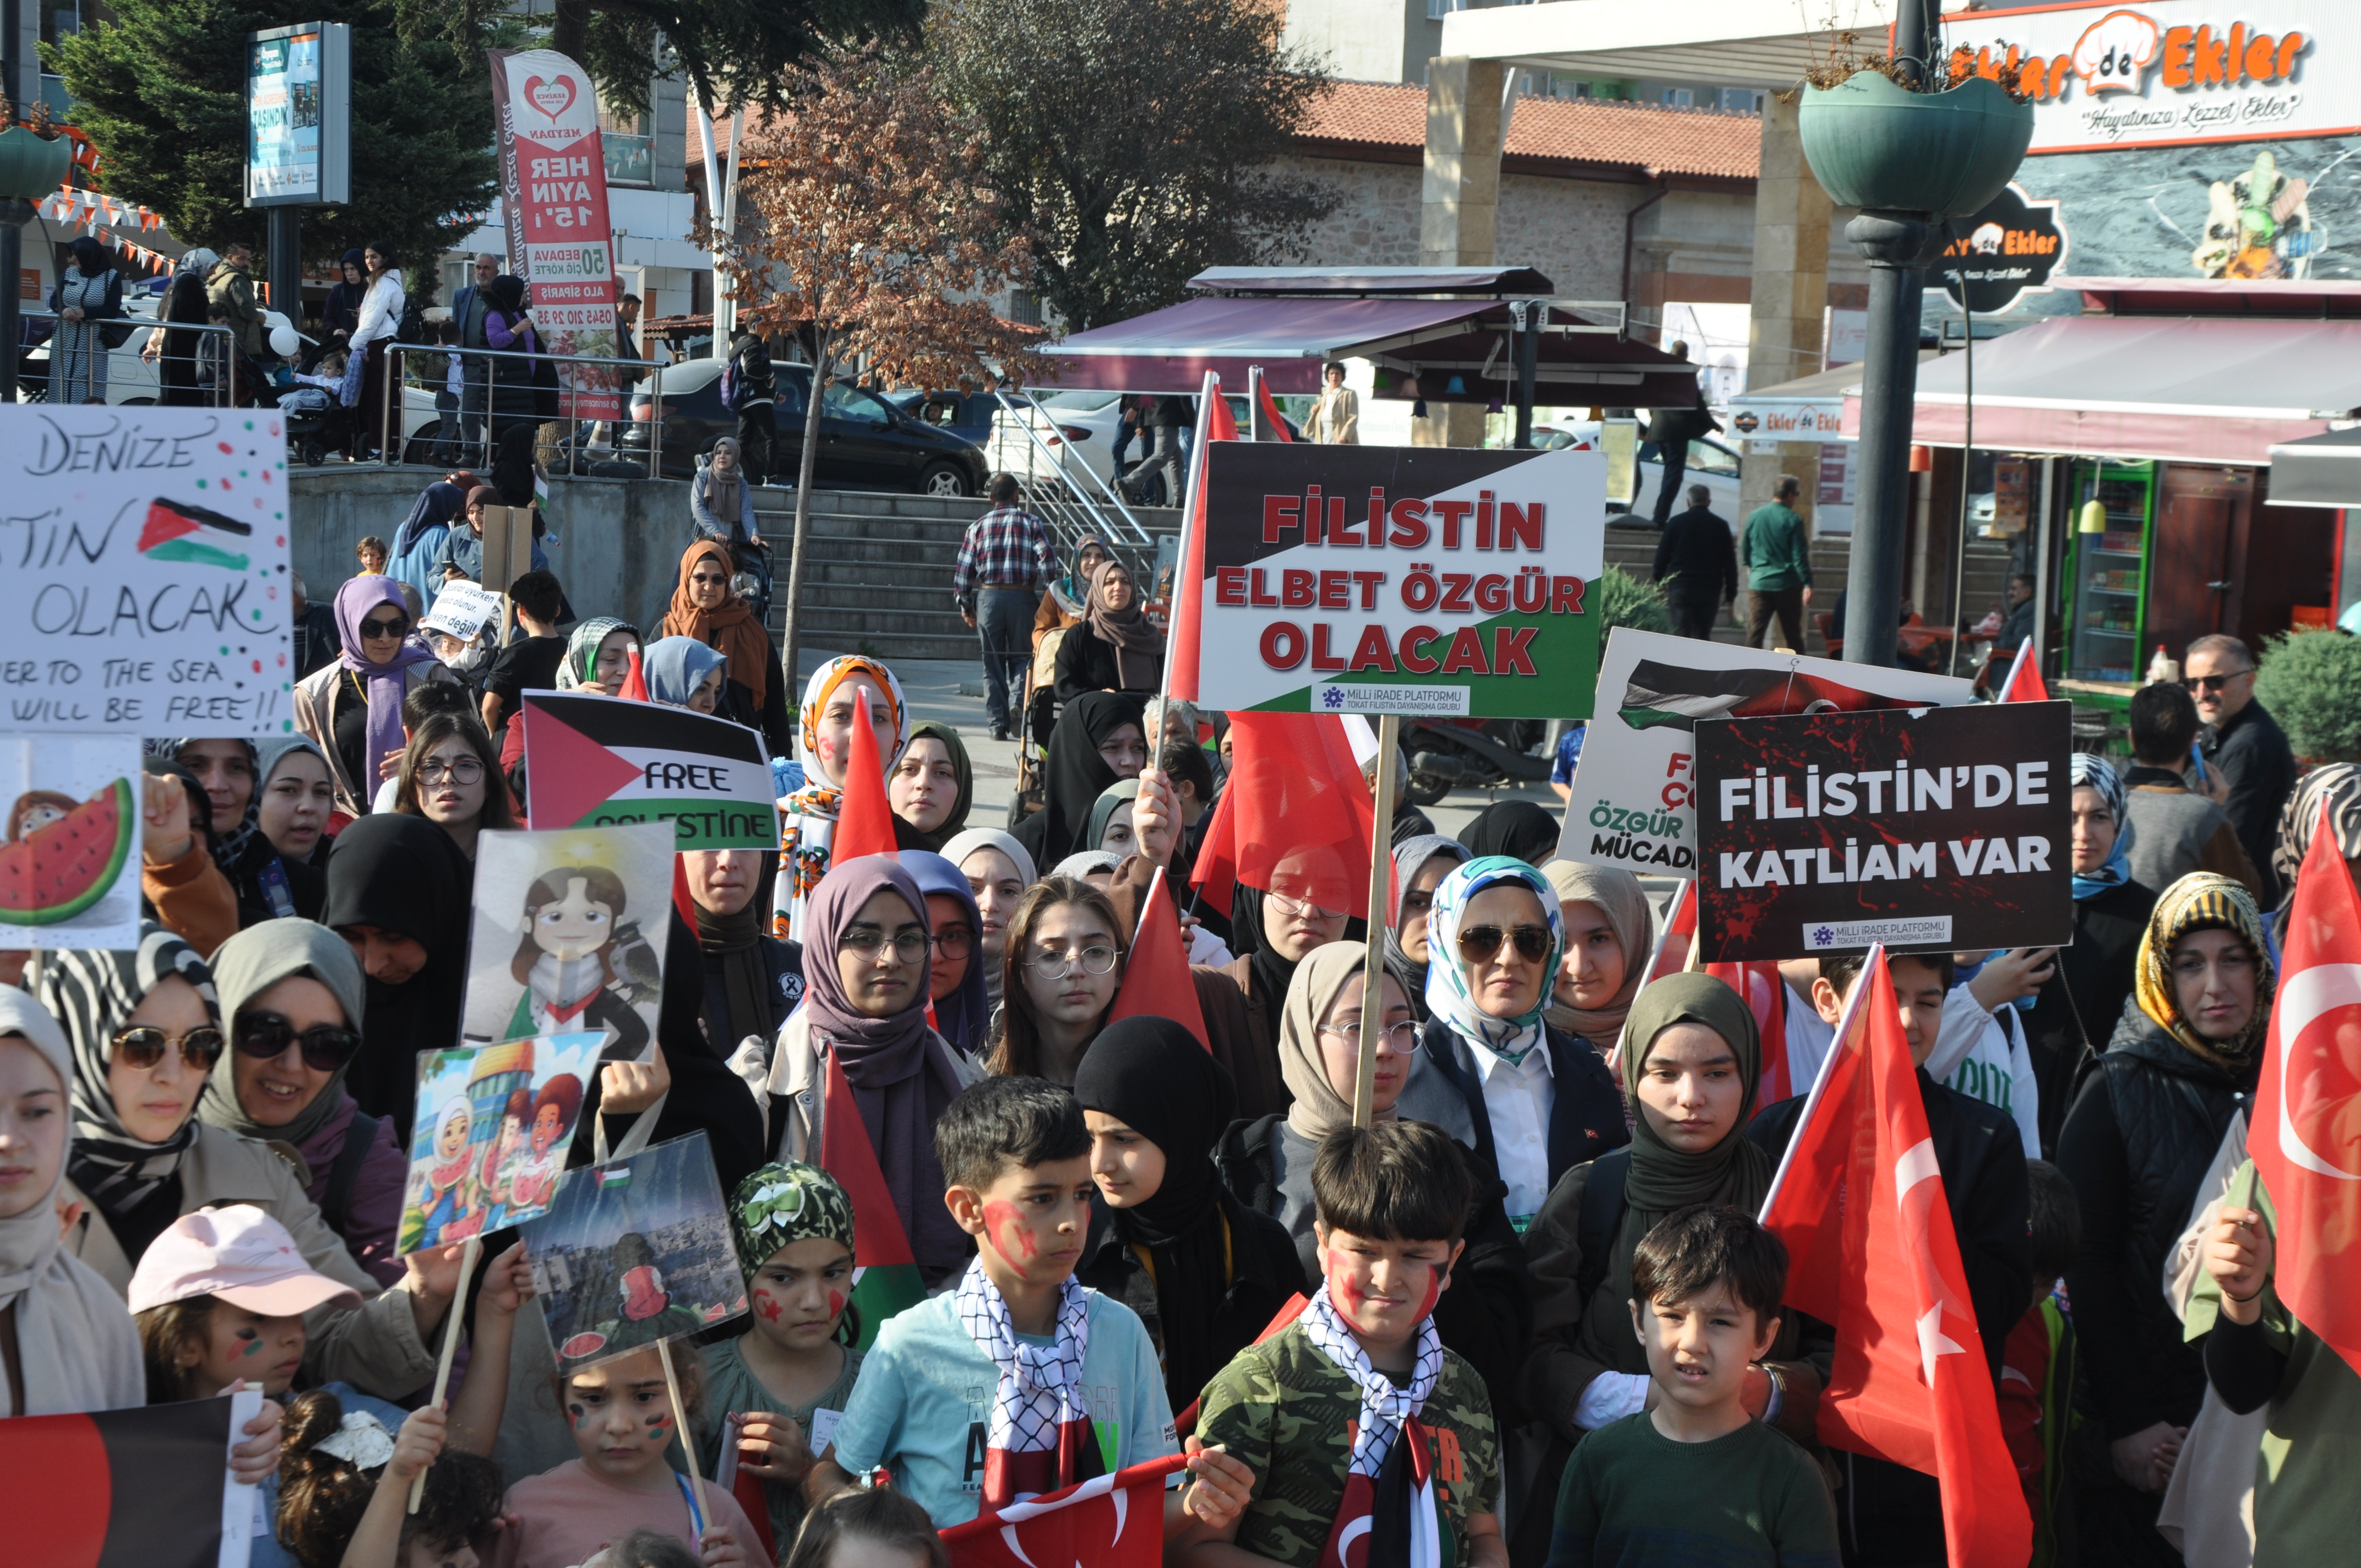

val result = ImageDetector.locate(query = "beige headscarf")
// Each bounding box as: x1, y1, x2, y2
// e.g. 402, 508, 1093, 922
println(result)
1541, 859, 1655, 1054
1278, 943, 1393, 1141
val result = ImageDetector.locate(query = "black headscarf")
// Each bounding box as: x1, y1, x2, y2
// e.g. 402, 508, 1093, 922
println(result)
486, 273, 527, 315
1013, 690, 1143, 868
1230, 882, 1368, 1044
323, 813, 472, 1141
1073, 1016, 1237, 1402
1461, 799, 1561, 865
695, 879, 775, 1063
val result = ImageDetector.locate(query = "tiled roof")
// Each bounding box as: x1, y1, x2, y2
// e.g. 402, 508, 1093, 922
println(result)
1296, 79, 1761, 181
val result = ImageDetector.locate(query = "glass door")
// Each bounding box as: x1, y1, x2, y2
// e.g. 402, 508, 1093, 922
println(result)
2064, 461, 2156, 684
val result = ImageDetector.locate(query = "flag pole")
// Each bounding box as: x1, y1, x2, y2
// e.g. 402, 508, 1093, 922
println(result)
1155, 369, 1220, 712
660, 1336, 708, 1536
1756, 941, 1881, 1221
1353, 714, 1401, 1128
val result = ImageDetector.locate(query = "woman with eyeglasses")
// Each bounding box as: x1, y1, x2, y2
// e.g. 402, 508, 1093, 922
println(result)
1381, 834, 1470, 1025
758, 856, 981, 1289
1011, 690, 1147, 869
1396, 856, 1627, 1235
661, 537, 791, 756
193, 922, 404, 1286
390, 711, 516, 861
36, 927, 452, 1399
901, 851, 989, 1059
1215, 842, 1357, 1101
984, 875, 1125, 1084
293, 575, 458, 820
1539, 859, 1656, 1063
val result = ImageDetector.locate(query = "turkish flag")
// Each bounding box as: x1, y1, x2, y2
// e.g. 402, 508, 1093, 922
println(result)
1109, 865, 1210, 1048
1220, 711, 1385, 922
942, 1453, 1191, 1568
1759, 955, 2032, 1568
1998, 638, 2049, 704
1706, 957, 1792, 1104
1255, 377, 1294, 440
830, 689, 900, 864
2249, 803, 2361, 1378
1163, 377, 1237, 704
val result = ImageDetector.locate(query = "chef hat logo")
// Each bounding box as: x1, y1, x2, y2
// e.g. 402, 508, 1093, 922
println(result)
2071, 9, 2161, 93
1970, 224, 2006, 255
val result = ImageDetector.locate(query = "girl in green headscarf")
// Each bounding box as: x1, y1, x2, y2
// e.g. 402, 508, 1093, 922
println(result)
888, 720, 975, 851
701, 1161, 865, 1554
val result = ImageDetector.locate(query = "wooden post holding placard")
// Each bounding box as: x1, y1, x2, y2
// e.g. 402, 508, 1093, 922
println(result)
478, 504, 537, 600
1351, 714, 1401, 1129
407, 1233, 481, 1512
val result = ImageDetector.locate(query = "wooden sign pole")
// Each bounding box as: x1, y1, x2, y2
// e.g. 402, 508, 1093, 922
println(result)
1352, 714, 1401, 1129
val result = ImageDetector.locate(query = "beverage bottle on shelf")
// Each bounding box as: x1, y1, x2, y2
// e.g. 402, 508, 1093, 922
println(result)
2145, 644, 2178, 685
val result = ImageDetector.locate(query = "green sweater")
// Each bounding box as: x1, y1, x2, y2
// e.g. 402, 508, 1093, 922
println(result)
1546, 1413, 1838, 1568
1741, 504, 1813, 591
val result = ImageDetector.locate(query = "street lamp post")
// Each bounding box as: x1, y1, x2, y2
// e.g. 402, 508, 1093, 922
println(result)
2, 0, 23, 406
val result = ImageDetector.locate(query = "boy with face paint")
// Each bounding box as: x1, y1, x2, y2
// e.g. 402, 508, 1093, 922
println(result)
1188, 1121, 1506, 1568
807, 1077, 1256, 1533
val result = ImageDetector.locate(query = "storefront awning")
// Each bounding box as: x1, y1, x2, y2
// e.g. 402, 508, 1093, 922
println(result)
1728, 354, 1937, 442
1038, 295, 1701, 403
1843, 316, 2359, 466
2266, 427, 2361, 509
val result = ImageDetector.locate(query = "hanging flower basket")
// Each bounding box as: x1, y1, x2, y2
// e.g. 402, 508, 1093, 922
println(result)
1798, 70, 2033, 217
0, 124, 73, 203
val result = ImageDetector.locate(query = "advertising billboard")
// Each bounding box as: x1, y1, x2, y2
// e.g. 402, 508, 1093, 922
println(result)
245, 23, 349, 207
489, 48, 623, 421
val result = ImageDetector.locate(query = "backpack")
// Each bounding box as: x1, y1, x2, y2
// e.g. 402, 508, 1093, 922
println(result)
720, 357, 740, 412
397, 298, 428, 348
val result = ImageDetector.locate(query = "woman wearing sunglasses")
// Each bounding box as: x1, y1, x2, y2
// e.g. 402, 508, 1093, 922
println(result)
1397, 856, 1628, 1236
390, 710, 516, 861
293, 574, 460, 819
37, 927, 449, 1400
195, 922, 405, 1286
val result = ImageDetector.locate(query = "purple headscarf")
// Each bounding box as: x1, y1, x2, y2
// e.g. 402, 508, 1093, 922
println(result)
333, 574, 439, 791
801, 853, 969, 1275
898, 850, 989, 1058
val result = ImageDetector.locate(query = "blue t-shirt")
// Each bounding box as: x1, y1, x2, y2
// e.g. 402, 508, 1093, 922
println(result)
827, 1288, 1178, 1527
252, 1382, 411, 1568
1551, 723, 1588, 786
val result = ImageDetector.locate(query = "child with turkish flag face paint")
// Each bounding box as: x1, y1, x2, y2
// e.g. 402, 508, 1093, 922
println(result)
700, 1161, 867, 1553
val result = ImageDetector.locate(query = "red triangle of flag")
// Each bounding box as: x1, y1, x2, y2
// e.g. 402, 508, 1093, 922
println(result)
619, 644, 651, 702
1187, 785, 1237, 912
1165, 377, 1235, 704
1254, 378, 1293, 441
520, 701, 648, 828
820, 1050, 916, 1268
1999, 639, 2049, 704
1224, 711, 1385, 922
1109, 867, 1210, 1048
831, 692, 899, 864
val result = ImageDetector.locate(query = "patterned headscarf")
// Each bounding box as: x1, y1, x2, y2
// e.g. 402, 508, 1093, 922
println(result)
35, 926, 220, 1216
555, 617, 638, 691
2070, 752, 2135, 901
796, 656, 909, 781
728, 1161, 855, 1277
2133, 872, 2277, 1068
1422, 855, 1564, 1060
2272, 763, 2361, 921
167, 739, 262, 870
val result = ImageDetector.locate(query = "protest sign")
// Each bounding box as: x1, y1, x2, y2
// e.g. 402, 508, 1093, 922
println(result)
522, 1131, 747, 1373
522, 690, 777, 850
421, 580, 503, 643
1190, 442, 1604, 718
1559, 628, 1972, 875
0, 734, 143, 948
400, 1031, 604, 1254
0, 1388, 264, 1567
1694, 700, 2074, 961
461, 821, 674, 1055
477, 504, 537, 595
0, 405, 293, 734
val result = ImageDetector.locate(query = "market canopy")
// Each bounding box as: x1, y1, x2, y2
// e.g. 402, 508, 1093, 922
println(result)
1848, 315, 2359, 466
2267, 427, 2361, 509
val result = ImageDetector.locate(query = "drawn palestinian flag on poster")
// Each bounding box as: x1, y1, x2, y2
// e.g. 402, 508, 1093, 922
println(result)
137, 498, 253, 571
820, 1049, 926, 1347
0, 1393, 248, 1568
1617, 660, 1930, 733
520, 690, 777, 850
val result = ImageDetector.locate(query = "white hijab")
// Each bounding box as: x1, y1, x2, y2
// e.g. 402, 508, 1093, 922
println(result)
0, 991, 143, 1416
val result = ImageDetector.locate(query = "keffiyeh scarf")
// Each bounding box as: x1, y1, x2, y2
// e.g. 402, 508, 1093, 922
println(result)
955, 1258, 1097, 1507
1422, 855, 1564, 1063
1301, 1283, 1445, 1568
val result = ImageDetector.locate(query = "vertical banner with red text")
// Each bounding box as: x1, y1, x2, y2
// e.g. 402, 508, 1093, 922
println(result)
488, 48, 621, 420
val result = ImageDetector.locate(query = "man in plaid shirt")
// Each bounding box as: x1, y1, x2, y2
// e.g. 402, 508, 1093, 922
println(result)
954, 474, 1060, 739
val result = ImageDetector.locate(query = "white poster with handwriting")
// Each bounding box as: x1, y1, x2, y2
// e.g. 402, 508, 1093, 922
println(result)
3, 406, 294, 734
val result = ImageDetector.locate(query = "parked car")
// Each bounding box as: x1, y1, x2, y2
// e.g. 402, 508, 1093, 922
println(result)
888, 388, 996, 447
597, 358, 987, 494
985, 391, 1296, 505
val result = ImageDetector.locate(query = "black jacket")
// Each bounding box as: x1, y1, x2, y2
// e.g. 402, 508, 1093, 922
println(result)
2057, 1006, 2254, 1437
1642, 393, 1716, 448
1212, 1112, 1535, 1418
1074, 1185, 1305, 1417
1144, 395, 1192, 429
727, 334, 776, 409
1053, 622, 1160, 703
2022, 877, 2156, 1157
1650, 505, 1739, 606
1412, 1017, 1630, 1202
2206, 700, 2297, 906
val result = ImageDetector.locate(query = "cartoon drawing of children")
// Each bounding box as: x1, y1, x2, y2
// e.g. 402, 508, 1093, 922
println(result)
475, 1088, 532, 1230
501, 1072, 583, 1215
506, 865, 660, 1059
7, 790, 80, 842
411, 1098, 477, 1248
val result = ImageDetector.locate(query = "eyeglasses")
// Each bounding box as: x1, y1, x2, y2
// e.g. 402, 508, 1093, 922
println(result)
1457, 924, 1553, 964
841, 928, 930, 964
110, 1025, 225, 1072
1270, 892, 1346, 921
690, 570, 731, 587
2184, 671, 2252, 693
416, 757, 484, 785
1319, 1020, 1422, 1052
358, 615, 408, 640
236, 1011, 364, 1072
933, 927, 975, 961
1026, 945, 1119, 978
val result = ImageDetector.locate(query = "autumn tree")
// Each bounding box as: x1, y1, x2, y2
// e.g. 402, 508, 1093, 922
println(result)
929, 0, 1334, 330
719, 49, 1041, 684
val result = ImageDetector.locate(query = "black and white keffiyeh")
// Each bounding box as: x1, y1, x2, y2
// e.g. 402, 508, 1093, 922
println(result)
955, 1256, 1092, 1456
1302, 1281, 1446, 1568
1302, 1281, 1442, 1479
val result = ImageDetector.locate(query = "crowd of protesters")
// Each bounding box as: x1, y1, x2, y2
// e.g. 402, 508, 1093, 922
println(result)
0, 433, 2349, 1568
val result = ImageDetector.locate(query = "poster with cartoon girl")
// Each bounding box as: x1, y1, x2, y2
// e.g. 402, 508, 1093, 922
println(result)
398, 1030, 603, 1254
460, 822, 674, 1056
0, 734, 143, 949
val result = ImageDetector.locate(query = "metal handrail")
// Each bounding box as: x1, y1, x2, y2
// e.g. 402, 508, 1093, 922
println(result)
989, 388, 1158, 557
18, 309, 240, 407
379, 340, 669, 476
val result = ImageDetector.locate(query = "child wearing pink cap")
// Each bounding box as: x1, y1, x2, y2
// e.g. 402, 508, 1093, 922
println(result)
130, 1204, 533, 1568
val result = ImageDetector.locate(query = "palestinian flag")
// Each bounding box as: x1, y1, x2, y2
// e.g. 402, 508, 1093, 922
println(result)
942, 1454, 1191, 1568
137, 498, 252, 571
821, 1048, 926, 1348
1, 1395, 241, 1567
1617, 660, 1925, 733
521, 690, 776, 850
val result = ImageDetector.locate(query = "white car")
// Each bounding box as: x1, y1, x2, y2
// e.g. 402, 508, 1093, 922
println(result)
985, 391, 1288, 504
1532, 421, 1745, 527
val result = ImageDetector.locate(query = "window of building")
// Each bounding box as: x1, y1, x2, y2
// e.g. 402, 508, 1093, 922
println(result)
599, 107, 654, 187
1664, 87, 1694, 108
1424, 0, 1466, 19
1716, 87, 1766, 114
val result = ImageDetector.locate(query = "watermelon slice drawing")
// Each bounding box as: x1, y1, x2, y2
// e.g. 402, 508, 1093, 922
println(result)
0, 779, 135, 925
